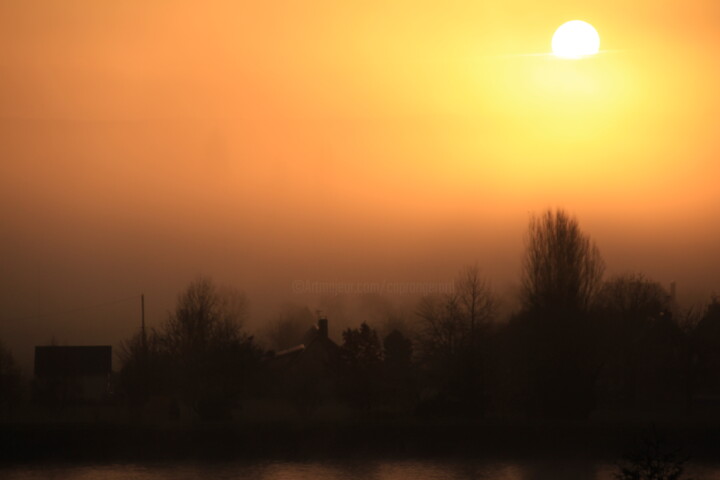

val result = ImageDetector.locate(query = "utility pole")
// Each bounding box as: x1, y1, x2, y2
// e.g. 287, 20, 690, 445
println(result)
140, 293, 149, 404
141, 294, 147, 351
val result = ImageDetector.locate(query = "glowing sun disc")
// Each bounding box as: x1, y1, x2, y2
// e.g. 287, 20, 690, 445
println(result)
552, 20, 600, 58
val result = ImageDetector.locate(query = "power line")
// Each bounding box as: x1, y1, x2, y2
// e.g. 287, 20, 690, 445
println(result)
5, 295, 141, 323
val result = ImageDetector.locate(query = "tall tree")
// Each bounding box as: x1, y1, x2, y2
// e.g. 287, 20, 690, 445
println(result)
513, 210, 604, 419
118, 277, 262, 421
163, 277, 260, 420
521, 209, 604, 315
163, 277, 248, 357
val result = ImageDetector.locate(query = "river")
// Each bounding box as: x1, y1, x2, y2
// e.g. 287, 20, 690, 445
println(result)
3, 458, 720, 480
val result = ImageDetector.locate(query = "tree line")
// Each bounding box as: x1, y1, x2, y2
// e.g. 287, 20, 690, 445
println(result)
2, 209, 720, 423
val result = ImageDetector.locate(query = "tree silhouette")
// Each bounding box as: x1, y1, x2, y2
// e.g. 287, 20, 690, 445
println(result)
597, 273, 672, 322
119, 277, 262, 421
691, 296, 720, 404
163, 277, 248, 356
512, 210, 604, 419
615, 429, 693, 480
521, 209, 604, 316
340, 322, 383, 411
381, 330, 417, 412
416, 264, 495, 361
595, 274, 685, 410
117, 328, 170, 412
415, 265, 496, 417
457, 264, 496, 336
162, 277, 261, 420
383, 330, 413, 368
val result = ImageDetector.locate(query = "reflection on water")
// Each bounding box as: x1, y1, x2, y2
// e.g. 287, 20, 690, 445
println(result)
3, 460, 720, 480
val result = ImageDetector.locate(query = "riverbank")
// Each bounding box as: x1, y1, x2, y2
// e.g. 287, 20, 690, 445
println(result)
3, 419, 720, 464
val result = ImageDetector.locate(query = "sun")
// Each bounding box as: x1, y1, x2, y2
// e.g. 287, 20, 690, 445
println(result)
552, 20, 600, 59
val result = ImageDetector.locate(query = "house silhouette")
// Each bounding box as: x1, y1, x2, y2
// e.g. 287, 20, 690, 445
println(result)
270, 317, 343, 414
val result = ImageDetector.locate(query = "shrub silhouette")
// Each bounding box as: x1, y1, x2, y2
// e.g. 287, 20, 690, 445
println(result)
616, 430, 693, 480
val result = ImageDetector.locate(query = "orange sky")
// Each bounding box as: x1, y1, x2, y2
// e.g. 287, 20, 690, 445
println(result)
1, 1, 719, 368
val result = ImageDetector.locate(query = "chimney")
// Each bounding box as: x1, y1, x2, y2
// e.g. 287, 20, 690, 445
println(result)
318, 316, 328, 339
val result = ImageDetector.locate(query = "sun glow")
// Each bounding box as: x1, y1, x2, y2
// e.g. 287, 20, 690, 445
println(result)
552, 20, 600, 58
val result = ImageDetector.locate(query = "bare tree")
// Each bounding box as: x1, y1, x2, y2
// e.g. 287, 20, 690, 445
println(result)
118, 277, 260, 420
417, 264, 495, 359
417, 294, 463, 359
521, 209, 604, 315
163, 276, 248, 356
415, 265, 496, 416
457, 264, 496, 335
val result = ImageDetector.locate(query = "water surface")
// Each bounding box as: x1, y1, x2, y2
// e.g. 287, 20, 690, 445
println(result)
4, 459, 720, 480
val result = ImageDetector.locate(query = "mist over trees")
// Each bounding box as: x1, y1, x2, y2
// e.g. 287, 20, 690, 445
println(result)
261, 304, 315, 352
107, 209, 720, 423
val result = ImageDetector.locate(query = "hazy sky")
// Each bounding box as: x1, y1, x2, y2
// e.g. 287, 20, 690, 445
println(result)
1, 1, 719, 369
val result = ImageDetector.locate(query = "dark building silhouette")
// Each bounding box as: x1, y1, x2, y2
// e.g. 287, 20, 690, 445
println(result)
269, 316, 343, 414
272, 316, 340, 376
34, 346, 112, 403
